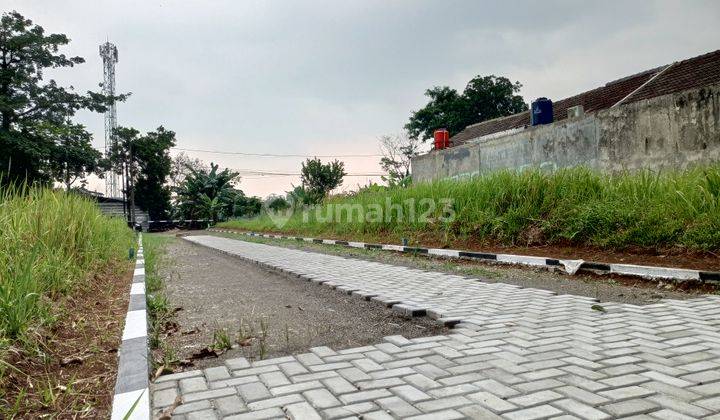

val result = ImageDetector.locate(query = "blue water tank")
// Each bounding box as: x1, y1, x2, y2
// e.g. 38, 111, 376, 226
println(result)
531, 97, 553, 126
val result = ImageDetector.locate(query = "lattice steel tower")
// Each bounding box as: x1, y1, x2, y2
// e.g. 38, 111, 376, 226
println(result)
99, 42, 120, 198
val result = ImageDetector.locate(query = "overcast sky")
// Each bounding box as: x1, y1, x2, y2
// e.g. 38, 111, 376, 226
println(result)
6, 0, 720, 197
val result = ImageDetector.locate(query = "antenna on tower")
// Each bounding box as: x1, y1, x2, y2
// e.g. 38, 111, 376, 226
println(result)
99, 41, 120, 198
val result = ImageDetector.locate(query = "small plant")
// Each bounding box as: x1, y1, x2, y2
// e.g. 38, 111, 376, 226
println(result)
154, 342, 179, 374
212, 328, 232, 351
284, 324, 291, 352
143, 234, 174, 350
237, 318, 255, 346
591, 304, 607, 313
258, 318, 269, 359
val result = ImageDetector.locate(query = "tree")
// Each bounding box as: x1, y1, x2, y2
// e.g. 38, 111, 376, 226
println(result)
404, 86, 468, 142
286, 184, 312, 208
233, 195, 262, 218
266, 195, 290, 212
133, 127, 176, 220
108, 127, 140, 222
40, 121, 103, 190
405, 75, 527, 142
169, 152, 207, 189
300, 158, 346, 204
108, 126, 176, 221
0, 11, 127, 186
378, 132, 422, 186
175, 163, 241, 222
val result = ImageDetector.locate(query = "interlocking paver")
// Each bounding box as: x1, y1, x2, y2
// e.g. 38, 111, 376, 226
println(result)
213, 395, 246, 416
302, 388, 341, 408
376, 396, 422, 417
237, 381, 271, 402
283, 401, 321, 420
601, 398, 659, 417
466, 391, 517, 413
153, 236, 720, 419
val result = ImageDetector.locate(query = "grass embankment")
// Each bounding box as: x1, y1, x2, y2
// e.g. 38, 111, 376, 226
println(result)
0, 185, 134, 416
220, 165, 720, 253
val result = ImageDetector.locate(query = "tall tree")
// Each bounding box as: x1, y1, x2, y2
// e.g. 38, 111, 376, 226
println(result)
300, 158, 346, 204
169, 151, 207, 189
405, 75, 527, 142
108, 126, 175, 221
0, 11, 126, 185
42, 122, 103, 190
378, 132, 422, 186
133, 127, 176, 220
108, 127, 140, 222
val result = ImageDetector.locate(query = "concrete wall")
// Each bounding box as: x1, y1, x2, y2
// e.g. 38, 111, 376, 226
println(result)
97, 201, 150, 231
412, 83, 720, 182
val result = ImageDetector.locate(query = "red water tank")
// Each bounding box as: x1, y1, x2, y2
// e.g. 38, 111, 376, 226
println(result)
434, 129, 450, 150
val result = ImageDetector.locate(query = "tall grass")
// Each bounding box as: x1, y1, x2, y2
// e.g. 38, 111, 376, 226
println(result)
220, 165, 720, 252
0, 185, 134, 349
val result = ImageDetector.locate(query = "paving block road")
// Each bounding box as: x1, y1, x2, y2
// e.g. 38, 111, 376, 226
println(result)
153, 235, 720, 419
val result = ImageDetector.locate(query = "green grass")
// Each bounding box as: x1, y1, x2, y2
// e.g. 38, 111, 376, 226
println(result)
143, 234, 171, 298
141, 234, 173, 349
0, 184, 134, 353
220, 165, 720, 252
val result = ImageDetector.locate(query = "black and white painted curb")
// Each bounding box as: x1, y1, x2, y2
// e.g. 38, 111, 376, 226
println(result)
208, 229, 720, 284
148, 219, 210, 224
111, 235, 150, 420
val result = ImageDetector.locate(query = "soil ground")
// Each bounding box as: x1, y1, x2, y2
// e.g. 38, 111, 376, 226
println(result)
0, 260, 132, 419
158, 237, 446, 370
206, 231, 718, 304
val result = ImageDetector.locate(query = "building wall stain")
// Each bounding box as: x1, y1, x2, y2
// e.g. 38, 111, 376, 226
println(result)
412, 83, 720, 182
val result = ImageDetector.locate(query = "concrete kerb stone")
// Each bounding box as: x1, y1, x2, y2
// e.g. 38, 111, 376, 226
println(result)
207, 229, 719, 284
111, 234, 150, 420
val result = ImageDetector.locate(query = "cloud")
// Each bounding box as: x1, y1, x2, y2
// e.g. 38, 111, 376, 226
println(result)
6, 0, 720, 197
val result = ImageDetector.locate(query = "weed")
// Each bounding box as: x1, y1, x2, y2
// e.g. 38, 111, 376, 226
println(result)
237, 318, 255, 345
142, 234, 173, 349
258, 318, 269, 359
283, 324, 291, 352
154, 342, 179, 373
212, 329, 232, 351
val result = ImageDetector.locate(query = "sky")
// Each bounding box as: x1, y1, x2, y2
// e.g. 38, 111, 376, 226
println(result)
6, 0, 720, 198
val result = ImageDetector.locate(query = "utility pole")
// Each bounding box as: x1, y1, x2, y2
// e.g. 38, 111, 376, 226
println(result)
129, 140, 136, 228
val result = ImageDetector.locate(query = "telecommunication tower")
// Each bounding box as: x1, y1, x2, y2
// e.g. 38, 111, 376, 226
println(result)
99, 42, 120, 198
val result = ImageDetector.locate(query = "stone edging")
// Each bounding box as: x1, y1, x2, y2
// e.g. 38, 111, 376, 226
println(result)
111, 234, 150, 420
208, 229, 720, 284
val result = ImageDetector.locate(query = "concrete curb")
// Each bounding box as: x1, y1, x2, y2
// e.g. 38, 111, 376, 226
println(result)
111, 234, 150, 420
208, 229, 720, 284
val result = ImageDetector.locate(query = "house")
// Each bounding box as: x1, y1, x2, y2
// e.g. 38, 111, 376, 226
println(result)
412, 49, 720, 182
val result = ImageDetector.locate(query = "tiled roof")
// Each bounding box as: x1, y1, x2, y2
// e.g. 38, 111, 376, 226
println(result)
451, 49, 720, 146
624, 49, 720, 102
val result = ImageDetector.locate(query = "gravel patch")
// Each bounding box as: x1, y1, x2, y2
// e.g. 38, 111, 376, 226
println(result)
159, 237, 446, 369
